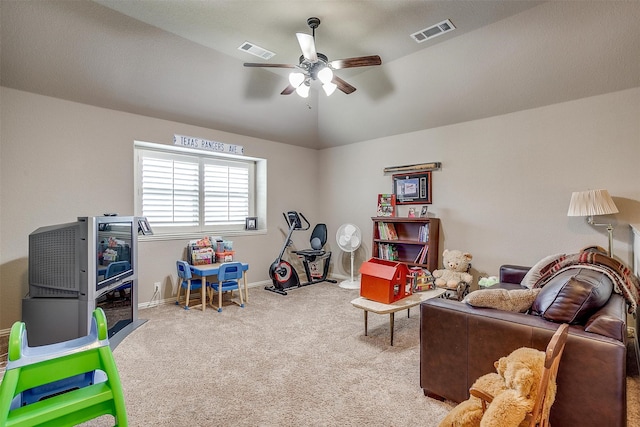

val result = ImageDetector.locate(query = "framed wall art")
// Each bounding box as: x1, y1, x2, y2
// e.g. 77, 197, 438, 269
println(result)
245, 217, 257, 230
392, 171, 432, 205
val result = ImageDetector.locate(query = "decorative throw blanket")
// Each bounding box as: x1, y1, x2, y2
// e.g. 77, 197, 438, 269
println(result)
526, 250, 640, 314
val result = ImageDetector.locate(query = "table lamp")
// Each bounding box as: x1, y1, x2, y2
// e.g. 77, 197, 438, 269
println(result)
567, 189, 619, 257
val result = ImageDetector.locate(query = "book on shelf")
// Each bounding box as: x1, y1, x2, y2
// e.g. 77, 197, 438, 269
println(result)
377, 194, 396, 217
418, 224, 429, 242
413, 244, 429, 264
377, 243, 398, 261
377, 222, 398, 240
386, 223, 398, 240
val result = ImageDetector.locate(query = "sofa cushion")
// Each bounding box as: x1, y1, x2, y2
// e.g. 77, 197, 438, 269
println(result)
464, 288, 541, 312
531, 268, 613, 324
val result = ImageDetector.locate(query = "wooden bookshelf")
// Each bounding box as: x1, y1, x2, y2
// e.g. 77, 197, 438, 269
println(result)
371, 216, 440, 271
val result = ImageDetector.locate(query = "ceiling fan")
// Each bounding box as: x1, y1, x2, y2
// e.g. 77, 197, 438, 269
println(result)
243, 17, 382, 97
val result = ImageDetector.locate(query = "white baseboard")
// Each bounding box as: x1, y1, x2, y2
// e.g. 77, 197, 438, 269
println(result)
0, 278, 350, 325
138, 279, 271, 310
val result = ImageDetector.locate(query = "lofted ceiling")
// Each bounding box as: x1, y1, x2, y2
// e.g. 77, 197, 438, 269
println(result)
1, 1, 639, 149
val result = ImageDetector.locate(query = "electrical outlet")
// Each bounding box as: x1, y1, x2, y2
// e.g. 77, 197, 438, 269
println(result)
154, 282, 161, 294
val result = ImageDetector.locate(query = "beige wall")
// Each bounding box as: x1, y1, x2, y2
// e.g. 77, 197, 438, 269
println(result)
319, 88, 640, 281
0, 87, 319, 329
1, 86, 639, 330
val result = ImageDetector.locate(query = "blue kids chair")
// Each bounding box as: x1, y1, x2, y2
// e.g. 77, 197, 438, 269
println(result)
209, 262, 245, 312
176, 260, 205, 310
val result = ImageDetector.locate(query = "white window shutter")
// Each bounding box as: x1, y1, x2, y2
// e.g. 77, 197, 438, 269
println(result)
141, 156, 199, 226
137, 145, 254, 233
204, 164, 249, 224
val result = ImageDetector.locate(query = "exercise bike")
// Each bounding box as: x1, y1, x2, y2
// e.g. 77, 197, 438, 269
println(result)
266, 211, 336, 295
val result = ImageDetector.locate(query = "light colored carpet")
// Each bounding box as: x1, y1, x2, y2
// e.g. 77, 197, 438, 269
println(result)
2, 283, 639, 426
84, 283, 454, 426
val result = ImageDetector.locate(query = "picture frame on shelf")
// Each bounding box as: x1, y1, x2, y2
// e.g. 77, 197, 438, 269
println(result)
377, 193, 396, 217
419, 205, 429, 217
245, 217, 257, 230
392, 171, 432, 205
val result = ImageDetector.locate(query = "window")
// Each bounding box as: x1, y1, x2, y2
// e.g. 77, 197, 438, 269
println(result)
135, 141, 265, 237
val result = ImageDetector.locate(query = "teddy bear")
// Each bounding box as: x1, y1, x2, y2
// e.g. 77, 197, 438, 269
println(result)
438, 372, 508, 427
481, 347, 550, 427
432, 249, 473, 290
438, 346, 550, 427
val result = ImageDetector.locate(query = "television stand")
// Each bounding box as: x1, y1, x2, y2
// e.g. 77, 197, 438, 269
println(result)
22, 281, 146, 349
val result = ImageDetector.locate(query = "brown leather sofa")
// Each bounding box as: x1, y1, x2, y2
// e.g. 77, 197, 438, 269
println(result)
420, 265, 629, 427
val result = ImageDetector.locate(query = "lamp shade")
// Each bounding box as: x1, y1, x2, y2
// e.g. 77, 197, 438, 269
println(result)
322, 82, 337, 96
567, 189, 619, 217
288, 72, 305, 88
317, 66, 333, 84
295, 82, 310, 98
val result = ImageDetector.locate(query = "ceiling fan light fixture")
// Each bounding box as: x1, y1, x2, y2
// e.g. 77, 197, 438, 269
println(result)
317, 66, 333, 84
322, 82, 337, 96
243, 17, 383, 97
288, 72, 305, 88
295, 81, 310, 98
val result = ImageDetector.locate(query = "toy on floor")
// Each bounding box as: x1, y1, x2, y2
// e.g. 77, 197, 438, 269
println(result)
0, 308, 128, 427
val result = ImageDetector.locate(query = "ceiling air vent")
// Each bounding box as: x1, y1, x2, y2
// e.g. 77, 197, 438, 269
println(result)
410, 19, 456, 43
238, 42, 276, 60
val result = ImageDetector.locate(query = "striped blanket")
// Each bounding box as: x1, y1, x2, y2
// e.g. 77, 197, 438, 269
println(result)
529, 250, 640, 314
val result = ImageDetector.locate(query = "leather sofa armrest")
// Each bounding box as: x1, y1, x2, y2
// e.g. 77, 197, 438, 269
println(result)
584, 294, 627, 342
499, 265, 530, 285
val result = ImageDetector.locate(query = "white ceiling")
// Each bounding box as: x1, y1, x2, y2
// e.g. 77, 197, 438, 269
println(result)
1, 1, 639, 149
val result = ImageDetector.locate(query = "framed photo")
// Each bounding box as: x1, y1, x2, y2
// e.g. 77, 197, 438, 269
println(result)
419, 205, 429, 217
138, 217, 154, 235
392, 171, 432, 205
245, 217, 257, 230
377, 193, 396, 217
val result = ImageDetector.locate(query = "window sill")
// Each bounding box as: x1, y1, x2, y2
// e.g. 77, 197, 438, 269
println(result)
138, 228, 267, 242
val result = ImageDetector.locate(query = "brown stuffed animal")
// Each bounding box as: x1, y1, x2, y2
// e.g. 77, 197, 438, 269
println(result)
439, 346, 551, 427
438, 373, 507, 427
481, 347, 548, 427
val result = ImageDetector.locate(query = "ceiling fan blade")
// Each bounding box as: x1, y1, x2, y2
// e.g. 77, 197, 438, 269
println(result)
329, 55, 382, 69
280, 85, 296, 95
296, 33, 318, 62
244, 63, 297, 68
332, 75, 356, 94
